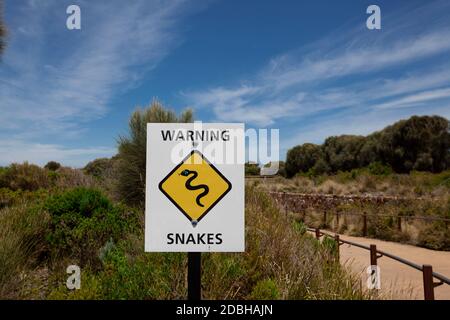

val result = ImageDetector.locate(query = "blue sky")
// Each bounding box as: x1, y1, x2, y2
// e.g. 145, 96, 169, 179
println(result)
1, 0, 450, 167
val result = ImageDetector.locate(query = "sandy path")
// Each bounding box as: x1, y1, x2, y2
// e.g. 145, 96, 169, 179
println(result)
323, 233, 450, 299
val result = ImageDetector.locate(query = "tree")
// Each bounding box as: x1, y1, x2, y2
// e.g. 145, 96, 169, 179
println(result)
377, 115, 450, 173
44, 161, 61, 171
284, 115, 449, 177
285, 143, 323, 177
117, 100, 193, 207
323, 135, 366, 172
0, 1, 6, 56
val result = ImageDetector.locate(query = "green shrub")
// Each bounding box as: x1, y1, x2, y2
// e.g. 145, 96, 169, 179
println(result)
0, 162, 50, 191
367, 162, 393, 176
44, 161, 61, 171
44, 188, 139, 267
116, 100, 193, 207
418, 222, 450, 251
245, 162, 260, 176
250, 279, 279, 300
0, 188, 49, 209
84, 157, 117, 179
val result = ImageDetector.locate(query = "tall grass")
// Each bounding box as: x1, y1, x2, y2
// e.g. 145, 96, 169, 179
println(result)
116, 100, 193, 207
0, 203, 49, 298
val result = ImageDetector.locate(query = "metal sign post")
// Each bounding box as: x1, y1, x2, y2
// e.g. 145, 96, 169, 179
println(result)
188, 252, 201, 300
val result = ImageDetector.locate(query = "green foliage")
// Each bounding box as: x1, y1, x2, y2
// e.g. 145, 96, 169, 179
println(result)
100, 247, 186, 299
292, 220, 307, 235
0, 162, 50, 191
285, 115, 450, 177
44, 161, 61, 171
286, 143, 323, 177
321, 236, 338, 257
309, 158, 331, 176
245, 162, 260, 176
418, 221, 450, 251
44, 188, 139, 267
0, 203, 49, 298
377, 115, 450, 173
84, 157, 117, 179
0, 188, 49, 209
366, 161, 393, 176
323, 135, 366, 172
116, 99, 193, 207
250, 279, 279, 300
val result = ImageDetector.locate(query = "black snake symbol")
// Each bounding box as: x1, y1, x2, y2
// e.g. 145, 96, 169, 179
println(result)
180, 169, 209, 207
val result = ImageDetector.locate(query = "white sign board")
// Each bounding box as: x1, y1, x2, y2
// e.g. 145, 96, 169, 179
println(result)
145, 123, 245, 252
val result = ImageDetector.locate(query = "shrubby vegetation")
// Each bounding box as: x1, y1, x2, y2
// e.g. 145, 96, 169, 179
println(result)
116, 100, 193, 207
2, 102, 448, 299
44, 188, 139, 268
45, 186, 368, 300
0, 102, 374, 300
245, 162, 260, 176
44, 161, 61, 171
286, 115, 450, 177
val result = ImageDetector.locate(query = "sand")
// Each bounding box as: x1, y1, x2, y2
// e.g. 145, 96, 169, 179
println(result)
329, 234, 450, 299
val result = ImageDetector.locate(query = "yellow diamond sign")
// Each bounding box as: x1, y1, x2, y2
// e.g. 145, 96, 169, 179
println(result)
158, 150, 232, 226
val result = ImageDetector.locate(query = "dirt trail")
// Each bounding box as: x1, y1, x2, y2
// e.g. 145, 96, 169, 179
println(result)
331, 234, 450, 299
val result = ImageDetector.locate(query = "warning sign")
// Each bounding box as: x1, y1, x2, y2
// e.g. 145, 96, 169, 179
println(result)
158, 150, 232, 226
145, 123, 244, 252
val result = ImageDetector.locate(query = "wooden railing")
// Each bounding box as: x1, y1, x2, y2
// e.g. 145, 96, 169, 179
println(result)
308, 227, 450, 300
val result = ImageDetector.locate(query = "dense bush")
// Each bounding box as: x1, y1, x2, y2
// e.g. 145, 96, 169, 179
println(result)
44, 161, 61, 171
377, 115, 450, 173
286, 143, 323, 177
84, 157, 117, 179
117, 100, 193, 207
0, 162, 50, 191
44, 188, 139, 267
323, 135, 366, 172
418, 221, 450, 251
245, 162, 260, 176
286, 115, 450, 177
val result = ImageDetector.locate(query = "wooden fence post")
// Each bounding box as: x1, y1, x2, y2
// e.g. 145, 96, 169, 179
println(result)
363, 212, 367, 237
334, 234, 340, 261
397, 216, 402, 232
315, 228, 321, 240
423, 265, 435, 300
323, 211, 327, 228
370, 244, 377, 266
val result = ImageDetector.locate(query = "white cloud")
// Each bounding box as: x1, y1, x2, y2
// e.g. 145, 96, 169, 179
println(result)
185, 1, 450, 134
1, 0, 195, 134
375, 87, 450, 110
0, 0, 203, 166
